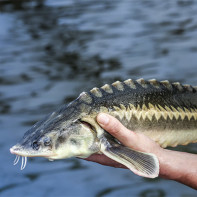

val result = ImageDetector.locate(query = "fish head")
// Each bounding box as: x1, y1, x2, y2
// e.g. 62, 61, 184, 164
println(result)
10, 98, 100, 160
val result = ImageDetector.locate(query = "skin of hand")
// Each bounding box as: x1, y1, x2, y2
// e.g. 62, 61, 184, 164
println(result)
85, 113, 197, 189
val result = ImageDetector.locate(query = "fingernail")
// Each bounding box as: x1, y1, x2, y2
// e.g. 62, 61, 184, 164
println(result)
97, 113, 109, 125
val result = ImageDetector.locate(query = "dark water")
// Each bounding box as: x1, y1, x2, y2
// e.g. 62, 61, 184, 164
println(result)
0, 0, 197, 196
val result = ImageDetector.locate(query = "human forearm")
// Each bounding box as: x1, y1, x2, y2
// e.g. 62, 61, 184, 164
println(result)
86, 113, 197, 189
158, 148, 197, 189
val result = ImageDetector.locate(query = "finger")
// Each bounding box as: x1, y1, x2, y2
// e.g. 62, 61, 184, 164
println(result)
97, 113, 138, 147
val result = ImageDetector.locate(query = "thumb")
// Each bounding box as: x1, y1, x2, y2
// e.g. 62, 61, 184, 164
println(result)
96, 113, 138, 148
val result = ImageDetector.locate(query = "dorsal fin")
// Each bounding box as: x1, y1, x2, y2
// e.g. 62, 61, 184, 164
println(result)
89, 79, 196, 98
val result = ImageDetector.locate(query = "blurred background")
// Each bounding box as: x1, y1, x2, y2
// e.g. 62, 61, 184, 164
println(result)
0, 0, 197, 196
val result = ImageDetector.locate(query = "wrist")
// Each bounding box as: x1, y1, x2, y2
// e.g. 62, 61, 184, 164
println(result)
157, 148, 172, 178
157, 148, 184, 181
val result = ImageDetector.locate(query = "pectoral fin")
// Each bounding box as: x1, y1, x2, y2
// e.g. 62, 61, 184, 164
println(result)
101, 142, 159, 178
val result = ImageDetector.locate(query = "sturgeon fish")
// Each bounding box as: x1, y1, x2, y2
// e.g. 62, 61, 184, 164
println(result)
10, 79, 197, 178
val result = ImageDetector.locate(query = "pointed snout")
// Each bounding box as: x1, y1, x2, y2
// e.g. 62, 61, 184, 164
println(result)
10, 147, 15, 154
10, 144, 22, 155
10, 144, 57, 158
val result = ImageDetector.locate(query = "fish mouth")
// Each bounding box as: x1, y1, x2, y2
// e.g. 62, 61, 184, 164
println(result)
10, 145, 29, 170
10, 145, 57, 170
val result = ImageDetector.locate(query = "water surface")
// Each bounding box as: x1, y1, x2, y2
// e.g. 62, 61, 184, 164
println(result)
0, 0, 197, 196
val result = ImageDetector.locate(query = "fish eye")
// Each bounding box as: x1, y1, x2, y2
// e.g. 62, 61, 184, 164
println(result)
43, 137, 51, 146
32, 141, 40, 150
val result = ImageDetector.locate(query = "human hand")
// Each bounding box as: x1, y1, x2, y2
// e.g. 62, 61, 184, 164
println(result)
86, 113, 197, 189
86, 113, 163, 169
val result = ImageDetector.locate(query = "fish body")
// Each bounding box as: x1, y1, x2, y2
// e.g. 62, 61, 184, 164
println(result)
10, 79, 197, 178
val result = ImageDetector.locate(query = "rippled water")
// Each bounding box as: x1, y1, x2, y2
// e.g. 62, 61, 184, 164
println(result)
1, 0, 197, 196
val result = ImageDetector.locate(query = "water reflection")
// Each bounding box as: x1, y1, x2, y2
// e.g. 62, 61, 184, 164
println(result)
140, 189, 165, 197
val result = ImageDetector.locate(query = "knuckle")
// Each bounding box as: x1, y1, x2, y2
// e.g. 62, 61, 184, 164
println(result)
108, 118, 121, 135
